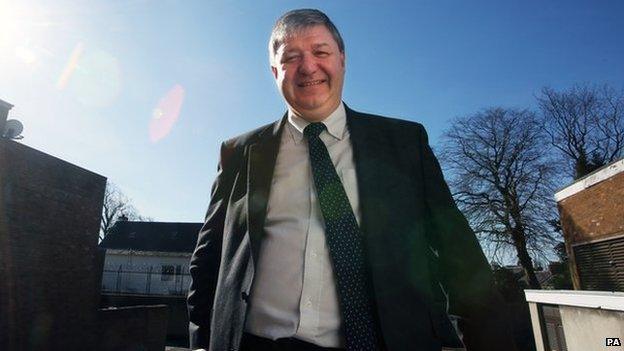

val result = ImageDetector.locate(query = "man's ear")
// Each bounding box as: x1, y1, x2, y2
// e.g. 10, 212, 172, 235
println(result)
271, 66, 278, 80
340, 51, 346, 69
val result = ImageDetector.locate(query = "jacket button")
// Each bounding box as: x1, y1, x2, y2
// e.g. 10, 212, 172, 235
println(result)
241, 291, 249, 302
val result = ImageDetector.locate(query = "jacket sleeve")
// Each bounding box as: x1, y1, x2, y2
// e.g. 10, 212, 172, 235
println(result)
417, 125, 517, 351
187, 142, 238, 349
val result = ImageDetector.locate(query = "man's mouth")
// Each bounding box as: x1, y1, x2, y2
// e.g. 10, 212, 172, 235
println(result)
298, 79, 326, 87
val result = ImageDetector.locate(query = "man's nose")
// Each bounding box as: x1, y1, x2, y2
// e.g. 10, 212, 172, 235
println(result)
298, 54, 317, 75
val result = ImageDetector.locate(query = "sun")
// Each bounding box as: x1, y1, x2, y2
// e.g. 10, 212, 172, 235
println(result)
0, 1, 51, 66
0, 2, 30, 46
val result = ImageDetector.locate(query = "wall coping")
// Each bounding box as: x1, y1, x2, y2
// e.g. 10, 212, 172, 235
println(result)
525, 289, 624, 312
105, 248, 191, 258
554, 158, 624, 201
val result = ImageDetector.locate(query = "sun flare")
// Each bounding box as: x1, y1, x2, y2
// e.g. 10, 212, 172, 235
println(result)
0, 1, 52, 67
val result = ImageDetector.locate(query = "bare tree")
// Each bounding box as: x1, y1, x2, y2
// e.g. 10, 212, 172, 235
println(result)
440, 108, 560, 288
100, 182, 147, 241
538, 84, 624, 179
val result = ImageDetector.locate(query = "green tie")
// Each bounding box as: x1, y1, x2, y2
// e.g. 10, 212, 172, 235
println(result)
304, 122, 381, 351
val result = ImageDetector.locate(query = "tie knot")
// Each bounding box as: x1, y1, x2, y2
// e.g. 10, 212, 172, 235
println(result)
303, 122, 327, 139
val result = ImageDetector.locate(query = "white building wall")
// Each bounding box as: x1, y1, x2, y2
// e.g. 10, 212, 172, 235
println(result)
526, 290, 624, 351
102, 250, 192, 296
560, 306, 624, 351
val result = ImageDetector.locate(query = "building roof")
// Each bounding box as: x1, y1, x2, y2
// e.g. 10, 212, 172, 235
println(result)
555, 158, 624, 201
525, 290, 624, 312
99, 221, 202, 253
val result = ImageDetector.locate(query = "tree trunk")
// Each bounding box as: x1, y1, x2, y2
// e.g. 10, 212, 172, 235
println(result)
512, 229, 541, 289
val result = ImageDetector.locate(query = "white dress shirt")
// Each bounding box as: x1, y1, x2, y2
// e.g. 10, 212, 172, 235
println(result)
244, 103, 360, 348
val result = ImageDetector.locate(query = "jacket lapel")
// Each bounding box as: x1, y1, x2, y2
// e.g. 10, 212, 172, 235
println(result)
247, 115, 286, 264
346, 106, 389, 242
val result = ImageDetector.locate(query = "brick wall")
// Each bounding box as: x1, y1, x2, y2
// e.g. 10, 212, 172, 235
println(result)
0, 139, 106, 350
557, 170, 624, 290
558, 171, 624, 245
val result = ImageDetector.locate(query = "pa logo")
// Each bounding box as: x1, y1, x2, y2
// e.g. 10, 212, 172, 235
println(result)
606, 337, 622, 347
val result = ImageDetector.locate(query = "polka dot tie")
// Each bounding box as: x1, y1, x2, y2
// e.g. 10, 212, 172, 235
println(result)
304, 122, 381, 351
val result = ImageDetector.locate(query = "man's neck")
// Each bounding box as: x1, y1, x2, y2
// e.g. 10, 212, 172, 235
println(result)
288, 102, 343, 123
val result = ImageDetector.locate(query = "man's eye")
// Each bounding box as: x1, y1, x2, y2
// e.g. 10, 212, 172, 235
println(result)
283, 55, 299, 63
315, 51, 329, 57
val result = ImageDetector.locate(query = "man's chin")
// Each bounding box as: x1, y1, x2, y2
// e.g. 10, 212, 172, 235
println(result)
293, 98, 324, 109
293, 99, 342, 119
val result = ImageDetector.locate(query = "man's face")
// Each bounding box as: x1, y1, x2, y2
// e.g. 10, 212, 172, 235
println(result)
271, 25, 345, 122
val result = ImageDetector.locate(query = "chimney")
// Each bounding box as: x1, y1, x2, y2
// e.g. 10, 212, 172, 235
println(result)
0, 98, 14, 133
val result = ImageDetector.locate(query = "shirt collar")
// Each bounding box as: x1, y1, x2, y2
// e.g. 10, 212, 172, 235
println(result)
287, 102, 347, 144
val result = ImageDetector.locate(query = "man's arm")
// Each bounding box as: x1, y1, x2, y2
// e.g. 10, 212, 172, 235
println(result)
417, 125, 516, 350
187, 142, 238, 350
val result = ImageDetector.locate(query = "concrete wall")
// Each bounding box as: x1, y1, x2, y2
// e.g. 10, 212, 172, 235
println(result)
527, 302, 546, 351
560, 306, 624, 351
0, 139, 107, 350
526, 290, 624, 351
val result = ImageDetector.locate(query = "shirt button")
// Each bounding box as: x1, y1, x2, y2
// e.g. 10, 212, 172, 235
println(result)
306, 299, 312, 307
311, 251, 318, 258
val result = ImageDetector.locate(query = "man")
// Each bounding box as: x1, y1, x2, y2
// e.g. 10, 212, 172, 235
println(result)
188, 9, 515, 351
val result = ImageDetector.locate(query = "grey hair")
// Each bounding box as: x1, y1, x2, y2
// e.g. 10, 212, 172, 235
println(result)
269, 9, 345, 64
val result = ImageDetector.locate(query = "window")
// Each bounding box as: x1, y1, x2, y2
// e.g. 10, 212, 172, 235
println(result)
541, 305, 568, 351
161, 265, 174, 281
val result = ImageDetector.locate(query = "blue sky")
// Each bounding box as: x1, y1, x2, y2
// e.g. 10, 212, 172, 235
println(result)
2, 0, 623, 222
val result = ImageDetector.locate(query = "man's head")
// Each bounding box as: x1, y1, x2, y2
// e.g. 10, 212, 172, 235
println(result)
269, 9, 346, 122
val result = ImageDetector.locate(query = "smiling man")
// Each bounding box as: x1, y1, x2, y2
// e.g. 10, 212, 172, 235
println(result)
271, 24, 345, 121
188, 9, 516, 351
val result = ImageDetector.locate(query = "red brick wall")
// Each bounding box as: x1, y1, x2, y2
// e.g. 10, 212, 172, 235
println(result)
0, 139, 106, 350
558, 172, 624, 245
557, 171, 624, 289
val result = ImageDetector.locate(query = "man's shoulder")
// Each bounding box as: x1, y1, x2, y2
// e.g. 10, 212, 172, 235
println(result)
221, 119, 281, 150
349, 108, 425, 134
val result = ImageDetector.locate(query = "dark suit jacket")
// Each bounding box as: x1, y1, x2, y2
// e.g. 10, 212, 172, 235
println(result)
187, 106, 515, 351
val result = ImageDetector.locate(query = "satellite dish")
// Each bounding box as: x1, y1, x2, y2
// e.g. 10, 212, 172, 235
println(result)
2, 119, 24, 139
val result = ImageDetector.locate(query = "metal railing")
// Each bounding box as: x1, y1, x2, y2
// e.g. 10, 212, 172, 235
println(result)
101, 265, 191, 296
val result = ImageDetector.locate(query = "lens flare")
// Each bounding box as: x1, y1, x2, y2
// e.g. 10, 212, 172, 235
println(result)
57, 42, 84, 89
57, 44, 122, 107
14, 45, 37, 64
149, 84, 185, 143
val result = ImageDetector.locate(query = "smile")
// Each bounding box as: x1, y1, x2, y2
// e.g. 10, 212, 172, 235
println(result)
298, 79, 326, 87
